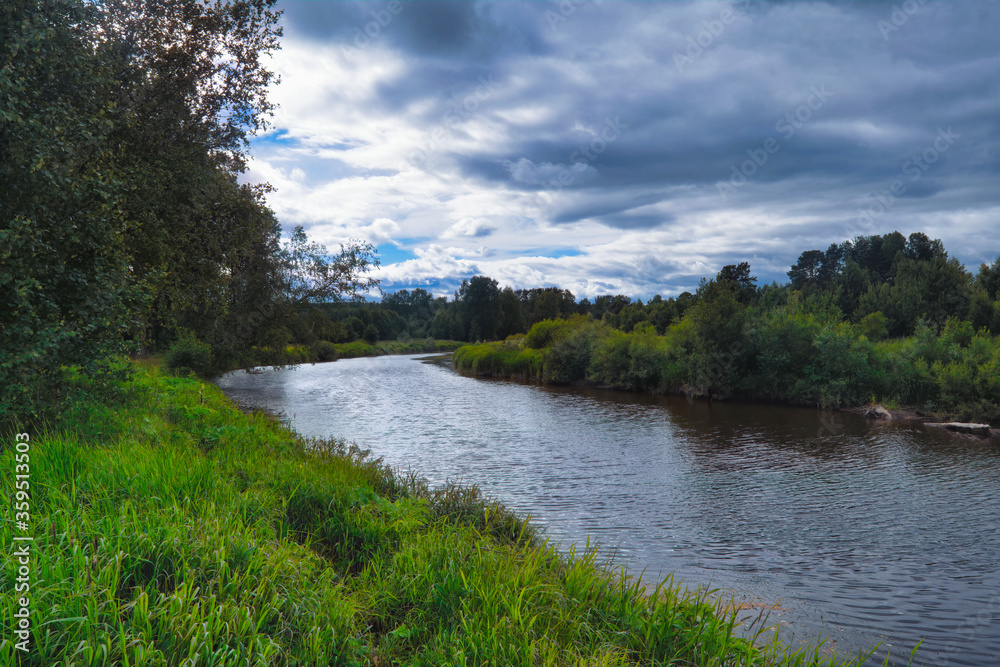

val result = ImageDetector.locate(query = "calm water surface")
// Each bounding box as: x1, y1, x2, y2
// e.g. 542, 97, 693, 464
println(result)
216, 354, 1000, 666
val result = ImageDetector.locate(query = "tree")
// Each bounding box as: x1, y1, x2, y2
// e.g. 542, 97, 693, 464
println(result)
96, 0, 284, 346
970, 258, 1000, 334
497, 286, 527, 338
458, 276, 503, 341
1, 0, 132, 418
281, 226, 381, 306
788, 250, 824, 289
844, 231, 906, 284
789, 245, 843, 290
903, 232, 944, 262
716, 262, 757, 304
836, 259, 872, 321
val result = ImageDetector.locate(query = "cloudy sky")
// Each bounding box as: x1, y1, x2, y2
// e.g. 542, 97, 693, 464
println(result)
245, 0, 999, 299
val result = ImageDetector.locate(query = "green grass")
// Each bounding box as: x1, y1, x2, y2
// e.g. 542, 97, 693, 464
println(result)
453, 342, 545, 381
0, 363, 894, 666
332, 339, 464, 360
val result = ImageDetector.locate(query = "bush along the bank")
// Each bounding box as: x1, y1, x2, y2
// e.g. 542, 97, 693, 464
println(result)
165, 337, 465, 378
453, 305, 1000, 424
0, 362, 881, 666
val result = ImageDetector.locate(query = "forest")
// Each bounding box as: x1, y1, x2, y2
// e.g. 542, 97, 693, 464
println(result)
452, 234, 1000, 424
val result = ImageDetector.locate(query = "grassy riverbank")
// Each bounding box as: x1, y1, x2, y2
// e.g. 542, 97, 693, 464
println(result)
281, 338, 465, 364
165, 337, 465, 377
0, 361, 884, 666
453, 316, 1000, 425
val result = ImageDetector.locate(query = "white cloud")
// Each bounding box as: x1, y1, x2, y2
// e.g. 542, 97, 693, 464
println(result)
442, 218, 496, 238
243, 1, 999, 297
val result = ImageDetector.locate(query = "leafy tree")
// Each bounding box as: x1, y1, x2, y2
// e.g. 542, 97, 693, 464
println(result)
458, 276, 502, 341
788, 250, 825, 289
975, 258, 1000, 300
903, 232, 944, 262
429, 308, 464, 341
497, 287, 527, 338
715, 262, 757, 304
836, 259, 873, 321
788, 244, 843, 289
281, 226, 381, 306
970, 259, 1000, 334
591, 294, 632, 319
97, 0, 284, 345
844, 231, 906, 284
1, 0, 132, 418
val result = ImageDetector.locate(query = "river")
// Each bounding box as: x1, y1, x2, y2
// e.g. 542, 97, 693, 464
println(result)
215, 353, 1000, 666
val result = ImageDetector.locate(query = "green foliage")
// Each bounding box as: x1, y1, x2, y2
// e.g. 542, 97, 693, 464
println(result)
456, 298, 1000, 423
544, 321, 607, 384
282, 226, 381, 307
458, 275, 503, 341
315, 340, 340, 362
1, 0, 134, 420
857, 311, 889, 341
164, 332, 214, 377
453, 342, 545, 381
524, 317, 577, 349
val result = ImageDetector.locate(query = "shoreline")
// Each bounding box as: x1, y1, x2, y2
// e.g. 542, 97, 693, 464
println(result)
450, 346, 1000, 436
1, 359, 877, 665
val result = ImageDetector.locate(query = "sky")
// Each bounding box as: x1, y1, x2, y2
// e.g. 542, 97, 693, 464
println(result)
245, 0, 1000, 299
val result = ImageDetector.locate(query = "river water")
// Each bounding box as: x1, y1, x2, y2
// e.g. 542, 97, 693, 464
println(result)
215, 354, 1000, 666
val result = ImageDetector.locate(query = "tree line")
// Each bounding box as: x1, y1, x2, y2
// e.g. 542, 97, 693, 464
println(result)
452, 232, 1000, 423
344, 230, 996, 346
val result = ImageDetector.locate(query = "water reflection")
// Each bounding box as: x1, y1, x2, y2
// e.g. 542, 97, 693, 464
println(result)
216, 354, 1000, 666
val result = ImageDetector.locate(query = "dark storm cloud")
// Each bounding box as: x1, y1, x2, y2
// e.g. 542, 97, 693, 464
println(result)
280, 0, 546, 59
268, 0, 998, 292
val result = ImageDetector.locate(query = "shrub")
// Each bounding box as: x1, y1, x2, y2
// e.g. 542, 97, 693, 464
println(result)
164, 332, 213, 377
857, 311, 889, 341
315, 340, 338, 362
524, 318, 574, 349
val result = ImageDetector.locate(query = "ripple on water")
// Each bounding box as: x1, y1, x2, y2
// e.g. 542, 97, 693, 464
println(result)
216, 356, 1000, 666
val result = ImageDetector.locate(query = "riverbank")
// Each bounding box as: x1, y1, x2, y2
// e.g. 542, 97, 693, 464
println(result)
452, 317, 1000, 427
284, 338, 466, 364
166, 337, 465, 377
0, 361, 878, 666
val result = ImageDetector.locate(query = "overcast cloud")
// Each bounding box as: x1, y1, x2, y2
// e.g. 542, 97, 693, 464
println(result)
245, 0, 999, 298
